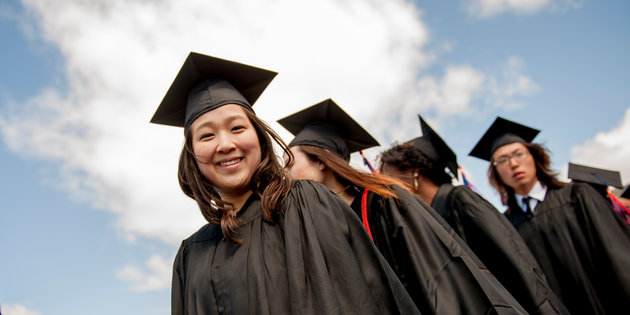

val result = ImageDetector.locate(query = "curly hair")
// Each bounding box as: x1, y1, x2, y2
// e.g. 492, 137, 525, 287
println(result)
378, 142, 453, 186
488, 142, 564, 206
293, 145, 408, 198
178, 109, 294, 243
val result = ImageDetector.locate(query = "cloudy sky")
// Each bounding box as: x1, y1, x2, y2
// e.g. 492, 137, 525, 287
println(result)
1, 0, 628, 314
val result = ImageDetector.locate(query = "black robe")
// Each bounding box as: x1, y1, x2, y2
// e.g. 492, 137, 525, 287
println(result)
172, 180, 420, 315
431, 184, 569, 315
349, 185, 527, 315
505, 182, 630, 315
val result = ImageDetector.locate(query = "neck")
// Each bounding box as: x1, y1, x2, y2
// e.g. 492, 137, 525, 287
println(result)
514, 180, 537, 196
323, 171, 355, 206
218, 189, 253, 211
415, 175, 440, 206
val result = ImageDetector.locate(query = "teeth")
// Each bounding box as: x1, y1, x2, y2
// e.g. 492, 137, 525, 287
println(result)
220, 159, 240, 166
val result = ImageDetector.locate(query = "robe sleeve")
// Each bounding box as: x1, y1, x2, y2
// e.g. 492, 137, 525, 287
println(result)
449, 186, 569, 314
280, 180, 420, 315
171, 240, 189, 315
390, 185, 528, 314
571, 183, 630, 304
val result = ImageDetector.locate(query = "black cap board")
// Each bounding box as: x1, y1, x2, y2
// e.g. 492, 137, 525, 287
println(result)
407, 115, 459, 179
469, 117, 540, 161
150, 52, 277, 128
568, 162, 623, 189
277, 99, 379, 160
621, 185, 630, 199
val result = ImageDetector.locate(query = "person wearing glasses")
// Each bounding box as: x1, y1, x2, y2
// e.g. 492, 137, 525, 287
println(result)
470, 116, 630, 315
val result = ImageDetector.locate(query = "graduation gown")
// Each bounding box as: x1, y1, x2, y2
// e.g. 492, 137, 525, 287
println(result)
431, 184, 569, 315
171, 180, 420, 315
505, 182, 630, 315
349, 185, 527, 315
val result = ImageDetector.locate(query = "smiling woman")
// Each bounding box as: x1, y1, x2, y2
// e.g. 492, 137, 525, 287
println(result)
150, 52, 420, 315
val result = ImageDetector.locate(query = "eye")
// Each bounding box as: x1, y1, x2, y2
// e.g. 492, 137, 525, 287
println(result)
231, 125, 245, 132
199, 133, 214, 140
514, 151, 525, 158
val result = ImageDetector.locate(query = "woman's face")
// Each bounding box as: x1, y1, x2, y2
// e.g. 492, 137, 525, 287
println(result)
189, 104, 261, 197
284, 146, 325, 183
492, 142, 538, 195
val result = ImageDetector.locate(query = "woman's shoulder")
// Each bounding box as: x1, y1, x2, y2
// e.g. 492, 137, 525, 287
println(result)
181, 223, 222, 245
283, 179, 351, 216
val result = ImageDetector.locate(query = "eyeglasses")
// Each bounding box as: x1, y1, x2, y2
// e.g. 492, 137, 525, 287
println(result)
492, 150, 528, 167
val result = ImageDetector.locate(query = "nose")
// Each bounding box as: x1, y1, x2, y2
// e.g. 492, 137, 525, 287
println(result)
508, 156, 520, 168
215, 133, 236, 153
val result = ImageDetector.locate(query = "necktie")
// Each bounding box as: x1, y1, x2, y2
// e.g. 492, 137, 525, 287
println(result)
522, 196, 532, 216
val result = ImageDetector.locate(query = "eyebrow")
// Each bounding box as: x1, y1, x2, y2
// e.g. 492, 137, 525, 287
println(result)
193, 114, 248, 134
497, 148, 524, 158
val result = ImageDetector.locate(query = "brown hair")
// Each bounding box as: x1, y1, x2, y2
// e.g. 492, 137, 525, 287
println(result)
295, 145, 408, 198
378, 142, 453, 186
178, 109, 293, 243
488, 142, 564, 206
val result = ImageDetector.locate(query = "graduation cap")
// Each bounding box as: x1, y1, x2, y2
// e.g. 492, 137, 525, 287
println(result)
621, 185, 630, 199
277, 99, 379, 160
150, 52, 277, 128
568, 162, 623, 189
407, 115, 459, 179
469, 117, 540, 161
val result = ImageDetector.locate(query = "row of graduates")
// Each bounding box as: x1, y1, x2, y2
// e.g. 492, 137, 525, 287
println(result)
150, 52, 630, 315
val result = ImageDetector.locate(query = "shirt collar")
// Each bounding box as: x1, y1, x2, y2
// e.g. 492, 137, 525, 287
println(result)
515, 180, 547, 204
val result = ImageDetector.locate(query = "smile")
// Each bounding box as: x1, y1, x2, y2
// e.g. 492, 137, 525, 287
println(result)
219, 158, 242, 167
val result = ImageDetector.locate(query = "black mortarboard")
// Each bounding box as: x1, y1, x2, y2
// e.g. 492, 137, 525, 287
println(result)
150, 52, 277, 128
568, 162, 623, 189
469, 117, 540, 161
621, 185, 630, 199
277, 99, 379, 160
407, 115, 459, 179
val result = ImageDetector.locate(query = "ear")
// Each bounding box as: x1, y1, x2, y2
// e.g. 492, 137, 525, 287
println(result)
316, 160, 326, 171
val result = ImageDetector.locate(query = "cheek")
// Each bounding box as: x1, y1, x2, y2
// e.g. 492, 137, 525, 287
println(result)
192, 143, 214, 164
496, 167, 512, 183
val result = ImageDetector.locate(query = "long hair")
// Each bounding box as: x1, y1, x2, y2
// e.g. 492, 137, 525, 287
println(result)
178, 109, 294, 243
295, 145, 408, 198
488, 142, 564, 206
378, 142, 453, 186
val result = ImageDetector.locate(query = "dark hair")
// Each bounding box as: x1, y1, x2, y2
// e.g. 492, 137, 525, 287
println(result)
294, 145, 407, 198
178, 108, 293, 243
378, 142, 452, 186
488, 142, 564, 206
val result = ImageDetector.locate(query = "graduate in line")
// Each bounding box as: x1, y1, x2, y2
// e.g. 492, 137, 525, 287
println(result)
278, 99, 527, 315
470, 116, 630, 315
152, 52, 420, 315
378, 115, 569, 315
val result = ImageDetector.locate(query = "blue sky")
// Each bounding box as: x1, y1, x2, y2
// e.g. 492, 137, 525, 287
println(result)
1, 0, 629, 314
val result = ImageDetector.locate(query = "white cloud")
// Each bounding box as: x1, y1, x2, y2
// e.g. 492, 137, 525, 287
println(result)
467, 0, 550, 18
486, 56, 540, 111
465, 0, 581, 18
571, 107, 630, 185
1, 304, 41, 315
367, 56, 538, 147
116, 254, 172, 292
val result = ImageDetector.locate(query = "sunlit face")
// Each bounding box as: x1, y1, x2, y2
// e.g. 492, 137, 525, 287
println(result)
381, 163, 415, 191
284, 146, 325, 183
492, 142, 538, 195
189, 104, 261, 197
